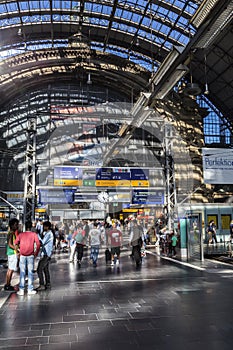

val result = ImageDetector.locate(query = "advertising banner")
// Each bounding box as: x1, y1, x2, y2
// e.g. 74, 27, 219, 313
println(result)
202, 148, 233, 184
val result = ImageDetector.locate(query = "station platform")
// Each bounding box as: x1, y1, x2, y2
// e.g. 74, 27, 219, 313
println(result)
0, 246, 233, 350
204, 242, 232, 257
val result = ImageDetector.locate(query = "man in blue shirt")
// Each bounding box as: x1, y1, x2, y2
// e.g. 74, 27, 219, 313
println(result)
36, 221, 54, 291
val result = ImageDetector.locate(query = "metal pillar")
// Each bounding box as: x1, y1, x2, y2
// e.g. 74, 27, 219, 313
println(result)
23, 118, 37, 225
164, 123, 177, 230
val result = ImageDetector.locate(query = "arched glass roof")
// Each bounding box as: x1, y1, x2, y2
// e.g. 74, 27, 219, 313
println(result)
0, 0, 198, 70
0, 0, 232, 198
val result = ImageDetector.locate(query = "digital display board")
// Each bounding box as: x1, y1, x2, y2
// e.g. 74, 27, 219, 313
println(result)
54, 166, 83, 186
38, 189, 75, 204
132, 189, 164, 205
74, 192, 98, 202
96, 167, 149, 187
131, 168, 149, 180
53, 166, 163, 187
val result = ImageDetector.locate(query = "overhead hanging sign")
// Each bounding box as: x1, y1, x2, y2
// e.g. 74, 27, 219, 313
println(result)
132, 189, 164, 205
54, 166, 83, 186
53, 166, 162, 187
95, 167, 149, 187
38, 189, 75, 204
202, 148, 233, 184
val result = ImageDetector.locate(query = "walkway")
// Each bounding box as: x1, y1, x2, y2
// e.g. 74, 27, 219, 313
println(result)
1, 246, 233, 350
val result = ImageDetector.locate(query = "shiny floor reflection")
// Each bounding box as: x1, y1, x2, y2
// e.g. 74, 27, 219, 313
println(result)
0, 247, 233, 350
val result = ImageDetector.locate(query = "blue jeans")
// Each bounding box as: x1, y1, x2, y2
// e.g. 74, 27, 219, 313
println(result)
19, 255, 35, 291
90, 246, 99, 264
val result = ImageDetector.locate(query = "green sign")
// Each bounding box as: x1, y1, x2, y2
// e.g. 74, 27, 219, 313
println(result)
83, 180, 96, 187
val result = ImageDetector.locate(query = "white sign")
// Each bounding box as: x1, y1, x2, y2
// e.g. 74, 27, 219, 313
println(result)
202, 148, 233, 184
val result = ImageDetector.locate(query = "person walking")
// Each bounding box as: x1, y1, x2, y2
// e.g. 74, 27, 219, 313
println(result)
129, 220, 144, 268
88, 222, 103, 267
4, 218, 19, 292
230, 220, 233, 239
171, 232, 178, 258
14, 221, 41, 295
36, 221, 54, 291
206, 220, 217, 244
83, 220, 90, 242
74, 223, 86, 268
228, 220, 233, 257
107, 222, 123, 266
69, 225, 77, 263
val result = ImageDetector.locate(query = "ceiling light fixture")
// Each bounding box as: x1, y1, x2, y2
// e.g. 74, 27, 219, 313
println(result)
204, 54, 209, 95
87, 73, 92, 85
183, 50, 201, 97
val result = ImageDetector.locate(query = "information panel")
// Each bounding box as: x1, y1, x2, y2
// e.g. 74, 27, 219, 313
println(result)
54, 167, 83, 186
132, 189, 164, 205
96, 167, 149, 187
74, 192, 98, 202
131, 168, 149, 180
53, 166, 163, 187
38, 189, 75, 204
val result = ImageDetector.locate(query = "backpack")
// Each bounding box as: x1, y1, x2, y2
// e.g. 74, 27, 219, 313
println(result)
206, 225, 213, 234
75, 230, 84, 244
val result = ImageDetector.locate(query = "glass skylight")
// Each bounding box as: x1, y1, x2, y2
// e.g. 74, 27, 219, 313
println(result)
0, 0, 199, 70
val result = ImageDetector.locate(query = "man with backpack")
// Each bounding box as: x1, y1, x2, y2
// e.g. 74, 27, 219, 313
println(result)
129, 219, 144, 268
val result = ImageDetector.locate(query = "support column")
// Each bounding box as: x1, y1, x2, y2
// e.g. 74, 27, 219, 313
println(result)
164, 123, 177, 230
23, 118, 37, 225
179, 218, 188, 260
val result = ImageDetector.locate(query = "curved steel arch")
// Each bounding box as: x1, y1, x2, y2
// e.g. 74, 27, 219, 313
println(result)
0, 47, 150, 107
0, 0, 196, 65
0, 0, 232, 144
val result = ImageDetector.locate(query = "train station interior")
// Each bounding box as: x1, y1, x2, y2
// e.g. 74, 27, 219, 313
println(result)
0, 0, 233, 349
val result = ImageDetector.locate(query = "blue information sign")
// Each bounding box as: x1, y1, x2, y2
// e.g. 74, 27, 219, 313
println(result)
96, 168, 148, 181
96, 168, 131, 180
130, 168, 149, 180
54, 167, 82, 179
132, 190, 164, 205
38, 189, 75, 204
74, 192, 98, 202
96, 168, 112, 180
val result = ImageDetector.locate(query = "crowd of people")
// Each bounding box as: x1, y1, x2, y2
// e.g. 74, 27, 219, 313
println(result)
4, 218, 54, 295
3, 215, 181, 296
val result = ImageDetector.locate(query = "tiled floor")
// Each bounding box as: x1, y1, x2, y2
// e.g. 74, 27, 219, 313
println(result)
1, 247, 233, 349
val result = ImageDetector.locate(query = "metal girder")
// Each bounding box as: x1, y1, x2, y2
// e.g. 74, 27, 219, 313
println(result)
103, 0, 119, 50
163, 123, 177, 230
23, 117, 37, 224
